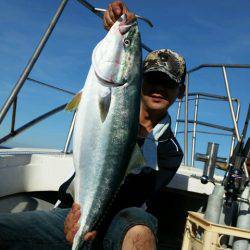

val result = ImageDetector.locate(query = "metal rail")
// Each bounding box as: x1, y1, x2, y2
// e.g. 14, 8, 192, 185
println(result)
176, 130, 233, 137
188, 92, 239, 101
181, 64, 249, 179
188, 64, 250, 74
174, 92, 239, 134
184, 73, 189, 165
11, 98, 17, 133
176, 91, 240, 166
222, 67, 241, 141
0, 0, 152, 152
188, 92, 240, 163
191, 95, 199, 166
0, 0, 248, 178
0, 104, 67, 144
177, 119, 234, 133
63, 112, 77, 153
27, 78, 75, 96
0, 0, 69, 126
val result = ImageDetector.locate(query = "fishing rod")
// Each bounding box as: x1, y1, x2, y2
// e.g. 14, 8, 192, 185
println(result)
77, 0, 153, 52
223, 104, 250, 206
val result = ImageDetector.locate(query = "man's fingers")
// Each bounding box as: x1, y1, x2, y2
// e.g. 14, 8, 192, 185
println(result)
108, 4, 117, 23
72, 223, 80, 236
66, 230, 74, 244
84, 231, 98, 241
73, 210, 81, 224
64, 203, 81, 235
103, 12, 109, 30
64, 211, 73, 233
66, 223, 80, 245
103, 11, 114, 30
126, 12, 136, 23
64, 203, 82, 244
72, 202, 81, 212
103, 1, 132, 30
111, 1, 123, 18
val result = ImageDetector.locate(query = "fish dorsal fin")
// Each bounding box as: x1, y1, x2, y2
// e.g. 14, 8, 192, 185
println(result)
126, 143, 146, 175
65, 91, 82, 111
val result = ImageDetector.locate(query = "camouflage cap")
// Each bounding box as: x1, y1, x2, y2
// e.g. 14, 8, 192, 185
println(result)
143, 49, 186, 85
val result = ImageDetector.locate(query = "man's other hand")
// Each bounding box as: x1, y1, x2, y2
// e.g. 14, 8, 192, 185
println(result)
64, 202, 97, 244
103, 1, 135, 30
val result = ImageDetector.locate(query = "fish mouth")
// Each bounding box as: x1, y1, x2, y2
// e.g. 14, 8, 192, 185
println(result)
95, 71, 126, 87
118, 14, 137, 35
91, 13, 139, 88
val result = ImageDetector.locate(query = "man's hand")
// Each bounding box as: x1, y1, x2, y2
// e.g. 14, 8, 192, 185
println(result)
64, 203, 97, 244
103, 1, 135, 30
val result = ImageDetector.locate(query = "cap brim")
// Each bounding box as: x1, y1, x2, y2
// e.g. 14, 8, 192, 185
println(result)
143, 67, 180, 86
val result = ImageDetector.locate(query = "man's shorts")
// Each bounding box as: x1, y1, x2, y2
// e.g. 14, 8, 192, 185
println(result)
97, 207, 158, 249
0, 207, 158, 249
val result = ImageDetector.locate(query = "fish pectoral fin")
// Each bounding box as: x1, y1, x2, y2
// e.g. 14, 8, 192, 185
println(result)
65, 91, 82, 111
126, 144, 146, 175
98, 90, 111, 122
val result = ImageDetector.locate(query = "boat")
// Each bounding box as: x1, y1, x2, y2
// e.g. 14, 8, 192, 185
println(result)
0, 1, 249, 249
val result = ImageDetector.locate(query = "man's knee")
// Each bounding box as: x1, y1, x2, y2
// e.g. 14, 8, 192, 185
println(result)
122, 225, 156, 250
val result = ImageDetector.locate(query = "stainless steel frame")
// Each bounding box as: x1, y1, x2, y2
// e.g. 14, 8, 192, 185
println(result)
191, 94, 199, 167
176, 92, 240, 167
0, 0, 69, 125
0, 0, 153, 153
0, 0, 249, 177
0, 104, 67, 145
184, 73, 189, 165
181, 64, 250, 178
63, 112, 77, 153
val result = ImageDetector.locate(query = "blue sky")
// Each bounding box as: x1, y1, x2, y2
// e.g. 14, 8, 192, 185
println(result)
0, 0, 249, 167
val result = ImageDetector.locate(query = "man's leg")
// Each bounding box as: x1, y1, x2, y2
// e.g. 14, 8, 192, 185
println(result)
0, 208, 70, 250
121, 225, 156, 250
103, 207, 158, 250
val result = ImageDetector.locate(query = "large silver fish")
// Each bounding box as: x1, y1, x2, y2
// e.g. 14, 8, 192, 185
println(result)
72, 14, 142, 249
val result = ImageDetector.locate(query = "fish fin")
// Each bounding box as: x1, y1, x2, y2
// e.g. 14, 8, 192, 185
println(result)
65, 91, 82, 111
98, 90, 111, 122
126, 144, 146, 175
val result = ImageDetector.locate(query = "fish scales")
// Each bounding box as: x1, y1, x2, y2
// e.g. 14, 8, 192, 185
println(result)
72, 14, 142, 249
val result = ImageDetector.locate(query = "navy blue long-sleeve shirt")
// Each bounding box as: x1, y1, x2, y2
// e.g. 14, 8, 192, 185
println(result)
94, 114, 183, 232
58, 113, 183, 232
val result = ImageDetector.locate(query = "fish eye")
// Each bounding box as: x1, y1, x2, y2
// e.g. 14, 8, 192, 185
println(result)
124, 38, 131, 47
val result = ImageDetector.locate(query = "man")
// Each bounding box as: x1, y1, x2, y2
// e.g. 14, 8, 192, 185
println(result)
0, 2, 186, 249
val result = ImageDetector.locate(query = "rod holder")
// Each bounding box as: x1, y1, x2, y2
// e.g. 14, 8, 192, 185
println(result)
196, 142, 227, 184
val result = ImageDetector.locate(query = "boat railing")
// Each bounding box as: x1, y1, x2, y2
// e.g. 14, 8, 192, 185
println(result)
0, 1, 249, 178
179, 64, 250, 176
175, 91, 240, 167
0, 77, 75, 147
0, 0, 152, 152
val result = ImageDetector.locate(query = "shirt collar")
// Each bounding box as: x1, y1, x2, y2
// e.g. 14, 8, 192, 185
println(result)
150, 112, 171, 141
